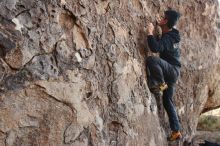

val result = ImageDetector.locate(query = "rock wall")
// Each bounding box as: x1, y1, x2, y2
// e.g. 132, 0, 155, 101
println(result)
0, 0, 219, 146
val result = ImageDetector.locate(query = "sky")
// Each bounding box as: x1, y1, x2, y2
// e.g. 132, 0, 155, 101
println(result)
219, 0, 220, 12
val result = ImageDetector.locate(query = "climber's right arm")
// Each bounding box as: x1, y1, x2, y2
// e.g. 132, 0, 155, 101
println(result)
147, 35, 166, 53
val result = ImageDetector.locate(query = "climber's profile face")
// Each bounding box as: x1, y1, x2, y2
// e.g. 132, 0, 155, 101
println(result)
156, 14, 168, 26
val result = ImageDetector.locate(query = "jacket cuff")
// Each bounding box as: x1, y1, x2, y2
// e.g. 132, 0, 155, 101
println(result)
147, 35, 154, 37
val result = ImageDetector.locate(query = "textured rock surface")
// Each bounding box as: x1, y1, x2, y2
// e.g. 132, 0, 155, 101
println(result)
0, 0, 220, 146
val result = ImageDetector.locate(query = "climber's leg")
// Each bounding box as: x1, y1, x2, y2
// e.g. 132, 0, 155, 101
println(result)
146, 56, 165, 87
163, 84, 180, 131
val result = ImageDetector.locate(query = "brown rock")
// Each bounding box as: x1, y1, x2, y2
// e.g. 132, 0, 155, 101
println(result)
0, 0, 220, 145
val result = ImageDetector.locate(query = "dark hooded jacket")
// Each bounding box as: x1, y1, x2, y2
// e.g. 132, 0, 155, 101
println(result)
147, 28, 181, 67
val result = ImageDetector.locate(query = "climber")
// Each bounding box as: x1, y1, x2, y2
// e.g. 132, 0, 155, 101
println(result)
146, 9, 182, 141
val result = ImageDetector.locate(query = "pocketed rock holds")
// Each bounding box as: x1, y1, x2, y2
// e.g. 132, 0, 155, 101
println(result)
0, 0, 220, 146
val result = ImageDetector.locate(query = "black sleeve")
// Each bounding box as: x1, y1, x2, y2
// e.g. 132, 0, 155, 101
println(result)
147, 35, 167, 53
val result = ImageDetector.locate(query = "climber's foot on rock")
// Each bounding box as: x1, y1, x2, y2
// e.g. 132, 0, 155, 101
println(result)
149, 82, 168, 97
167, 131, 182, 141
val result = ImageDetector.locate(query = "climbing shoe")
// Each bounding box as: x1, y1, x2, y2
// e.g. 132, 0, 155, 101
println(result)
167, 131, 182, 141
149, 83, 168, 97
159, 82, 168, 91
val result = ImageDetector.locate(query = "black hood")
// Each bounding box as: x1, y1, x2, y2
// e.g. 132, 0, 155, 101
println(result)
147, 27, 181, 67
166, 28, 180, 43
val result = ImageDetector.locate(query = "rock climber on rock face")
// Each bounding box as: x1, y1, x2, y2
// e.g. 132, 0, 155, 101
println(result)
146, 9, 182, 141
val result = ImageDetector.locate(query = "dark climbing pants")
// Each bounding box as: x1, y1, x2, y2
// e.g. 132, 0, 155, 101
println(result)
146, 56, 181, 132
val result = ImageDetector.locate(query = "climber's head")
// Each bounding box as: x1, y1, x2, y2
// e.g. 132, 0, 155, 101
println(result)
157, 9, 180, 29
